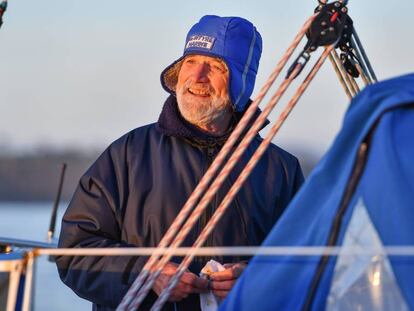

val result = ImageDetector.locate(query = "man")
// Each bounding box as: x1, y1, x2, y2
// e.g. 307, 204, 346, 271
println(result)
56, 15, 304, 311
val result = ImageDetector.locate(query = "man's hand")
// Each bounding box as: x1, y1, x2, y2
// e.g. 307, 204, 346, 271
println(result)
209, 261, 247, 298
152, 262, 209, 302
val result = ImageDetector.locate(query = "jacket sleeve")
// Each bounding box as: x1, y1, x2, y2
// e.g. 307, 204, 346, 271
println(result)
55, 136, 147, 308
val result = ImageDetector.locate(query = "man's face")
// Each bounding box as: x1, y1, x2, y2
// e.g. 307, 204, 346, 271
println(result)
175, 55, 231, 129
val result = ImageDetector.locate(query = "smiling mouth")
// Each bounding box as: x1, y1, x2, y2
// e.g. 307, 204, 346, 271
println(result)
188, 88, 211, 97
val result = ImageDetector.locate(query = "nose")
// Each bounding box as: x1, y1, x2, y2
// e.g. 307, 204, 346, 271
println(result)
192, 62, 210, 83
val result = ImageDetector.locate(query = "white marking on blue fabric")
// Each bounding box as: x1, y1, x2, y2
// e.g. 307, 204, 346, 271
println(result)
185, 35, 216, 50
234, 26, 256, 108
326, 198, 409, 311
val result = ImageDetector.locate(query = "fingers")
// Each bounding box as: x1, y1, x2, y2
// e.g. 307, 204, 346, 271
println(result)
154, 274, 192, 302
161, 261, 180, 275
167, 276, 207, 301
169, 281, 192, 301
209, 268, 235, 281
180, 271, 209, 290
209, 262, 247, 281
210, 279, 236, 291
162, 262, 208, 289
153, 263, 208, 302
207, 262, 248, 299
210, 279, 236, 299
153, 261, 246, 302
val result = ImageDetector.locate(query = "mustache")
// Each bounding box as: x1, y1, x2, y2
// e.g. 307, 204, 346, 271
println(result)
181, 80, 215, 95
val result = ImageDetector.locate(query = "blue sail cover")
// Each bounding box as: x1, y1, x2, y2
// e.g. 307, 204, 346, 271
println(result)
220, 73, 414, 311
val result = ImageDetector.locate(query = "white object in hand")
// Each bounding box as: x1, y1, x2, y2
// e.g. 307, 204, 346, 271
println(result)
199, 259, 225, 311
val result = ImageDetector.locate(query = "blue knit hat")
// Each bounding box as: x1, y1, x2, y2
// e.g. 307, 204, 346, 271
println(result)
161, 15, 262, 112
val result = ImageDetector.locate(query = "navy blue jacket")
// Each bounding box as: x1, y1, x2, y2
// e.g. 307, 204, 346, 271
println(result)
56, 96, 304, 310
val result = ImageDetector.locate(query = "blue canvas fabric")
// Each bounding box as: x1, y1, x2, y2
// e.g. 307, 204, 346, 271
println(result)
220, 73, 414, 311
161, 15, 262, 112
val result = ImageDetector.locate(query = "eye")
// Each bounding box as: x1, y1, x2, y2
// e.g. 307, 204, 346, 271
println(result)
184, 58, 197, 65
211, 62, 227, 73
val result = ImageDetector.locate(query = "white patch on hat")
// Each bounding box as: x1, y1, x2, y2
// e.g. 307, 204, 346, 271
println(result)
185, 35, 215, 50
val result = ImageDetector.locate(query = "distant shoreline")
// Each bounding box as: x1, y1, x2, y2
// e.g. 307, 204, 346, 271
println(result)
0, 151, 97, 201
0, 148, 318, 201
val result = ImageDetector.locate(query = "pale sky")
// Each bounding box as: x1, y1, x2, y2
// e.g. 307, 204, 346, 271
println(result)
1, 0, 413, 157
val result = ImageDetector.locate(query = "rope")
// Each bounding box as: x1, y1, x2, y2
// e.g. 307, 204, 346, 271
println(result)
130, 65, 302, 311
34, 246, 414, 257
328, 52, 353, 99
151, 45, 335, 311
117, 14, 318, 311
348, 71, 360, 93
331, 49, 358, 96
121, 4, 378, 310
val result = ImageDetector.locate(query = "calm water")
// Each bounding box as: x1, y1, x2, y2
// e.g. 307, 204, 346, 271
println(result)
0, 202, 91, 311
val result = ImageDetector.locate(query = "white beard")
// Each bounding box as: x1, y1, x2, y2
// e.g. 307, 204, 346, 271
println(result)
176, 80, 231, 128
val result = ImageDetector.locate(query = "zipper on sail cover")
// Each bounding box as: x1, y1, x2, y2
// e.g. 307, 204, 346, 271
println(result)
301, 140, 370, 311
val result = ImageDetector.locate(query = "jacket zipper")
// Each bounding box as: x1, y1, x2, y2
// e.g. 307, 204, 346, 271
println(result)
196, 146, 216, 265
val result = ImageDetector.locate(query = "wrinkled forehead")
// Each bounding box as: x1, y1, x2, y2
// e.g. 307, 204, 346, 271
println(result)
180, 54, 229, 76
183, 54, 227, 66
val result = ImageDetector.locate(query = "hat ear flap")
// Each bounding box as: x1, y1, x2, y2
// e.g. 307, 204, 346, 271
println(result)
162, 58, 184, 94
